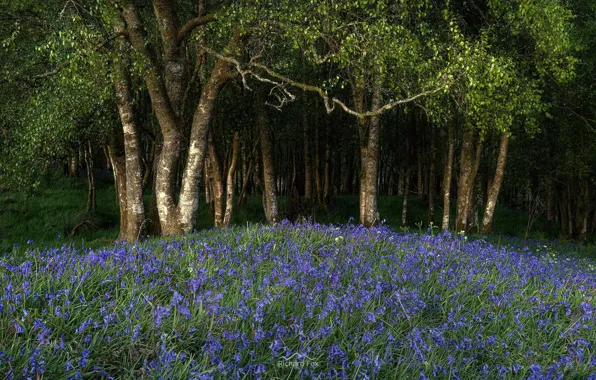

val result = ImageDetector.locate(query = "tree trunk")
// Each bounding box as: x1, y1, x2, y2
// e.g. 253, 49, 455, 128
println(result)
559, 190, 569, 238
121, 2, 244, 235
177, 35, 242, 233
355, 83, 381, 227
442, 118, 456, 231
323, 124, 331, 208
114, 34, 146, 240
417, 144, 424, 200
204, 159, 212, 212
428, 126, 437, 225
402, 168, 411, 226
455, 126, 477, 232
314, 119, 322, 204
223, 132, 239, 227
303, 114, 312, 200
147, 135, 163, 236
480, 133, 510, 234
238, 160, 253, 208
84, 141, 96, 212
142, 141, 155, 190
68, 154, 78, 177
257, 106, 278, 224
545, 175, 553, 230
576, 181, 589, 241
207, 130, 225, 227
107, 143, 128, 239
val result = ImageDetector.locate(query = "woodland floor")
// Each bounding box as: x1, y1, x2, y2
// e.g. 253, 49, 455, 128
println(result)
0, 173, 593, 254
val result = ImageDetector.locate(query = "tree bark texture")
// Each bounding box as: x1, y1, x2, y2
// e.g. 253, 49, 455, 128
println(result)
355, 82, 381, 228
223, 132, 240, 227
113, 32, 146, 240
257, 106, 278, 224
480, 133, 510, 234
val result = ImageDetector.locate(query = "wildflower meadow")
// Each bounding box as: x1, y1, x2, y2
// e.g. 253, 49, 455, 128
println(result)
1, 222, 595, 379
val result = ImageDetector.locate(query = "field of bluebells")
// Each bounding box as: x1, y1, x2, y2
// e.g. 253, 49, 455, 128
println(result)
1, 222, 596, 379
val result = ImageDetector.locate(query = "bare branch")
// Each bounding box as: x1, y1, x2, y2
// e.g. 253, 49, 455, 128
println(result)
204, 46, 446, 118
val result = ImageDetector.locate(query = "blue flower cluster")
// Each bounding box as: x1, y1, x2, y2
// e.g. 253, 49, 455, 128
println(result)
1, 222, 595, 379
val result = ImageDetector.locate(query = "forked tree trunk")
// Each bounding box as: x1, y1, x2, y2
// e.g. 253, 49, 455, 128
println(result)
122, 2, 244, 235
480, 133, 510, 234
257, 106, 278, 224
177, 37, 241, 233
442, 119, 456, 231
355, 82, 381, 227
223, 132, 239, 226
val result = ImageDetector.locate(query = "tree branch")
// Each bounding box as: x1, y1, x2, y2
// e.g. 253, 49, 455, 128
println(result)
204, 46, 446, 118
28, 32, 126, 80
177, 14, 216, 43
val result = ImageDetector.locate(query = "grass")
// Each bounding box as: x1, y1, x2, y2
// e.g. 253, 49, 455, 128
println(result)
0, 223, 595, 378
2, 175, 585, 253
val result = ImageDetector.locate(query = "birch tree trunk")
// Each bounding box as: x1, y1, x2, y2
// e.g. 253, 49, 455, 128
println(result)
223, 132, 239, 227
121, 1, 244, 235
402, 168, 411, 226
442, 119, 456, 231
84, 141, 96, 212
114, 32, 145, 240
480, 133, 510, 234
303, 114, 312, 200
257, 106, 278, 224
355, 82, 381, 227
455, 127, 477, 232
207, 130, 225, 227
428, 126, 437, 224
177, 34, 243, 233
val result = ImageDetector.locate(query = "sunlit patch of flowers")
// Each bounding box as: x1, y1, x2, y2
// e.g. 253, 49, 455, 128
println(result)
1, 222, 596, 379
